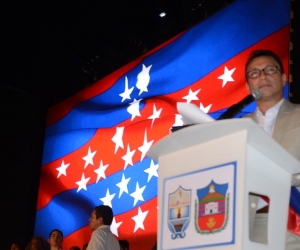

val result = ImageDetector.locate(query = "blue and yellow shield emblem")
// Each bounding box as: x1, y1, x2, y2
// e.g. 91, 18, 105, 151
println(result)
168, 186, 191, 239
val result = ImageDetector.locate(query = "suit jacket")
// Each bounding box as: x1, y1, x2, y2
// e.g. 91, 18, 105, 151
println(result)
247, 99, 300, 161
247, 100, 300, 248
246, 99, 300, 186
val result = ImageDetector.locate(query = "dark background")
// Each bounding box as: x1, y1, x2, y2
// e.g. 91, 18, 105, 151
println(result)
1, 0, 299, 248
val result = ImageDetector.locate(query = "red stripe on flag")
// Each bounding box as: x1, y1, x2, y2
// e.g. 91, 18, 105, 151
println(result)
37, 102, 174, 209
287, 206, 300, 237
162, 26, 290, 112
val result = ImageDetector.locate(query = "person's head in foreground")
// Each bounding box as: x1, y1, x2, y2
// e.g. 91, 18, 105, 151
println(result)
89, 205, 114, 230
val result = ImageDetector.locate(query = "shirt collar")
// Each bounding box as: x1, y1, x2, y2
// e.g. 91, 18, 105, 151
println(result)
256, 98, 284, 118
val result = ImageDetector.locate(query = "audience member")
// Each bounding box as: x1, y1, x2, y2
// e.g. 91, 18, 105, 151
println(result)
25, 236, 50, 250
10, 239, 27, 250
48, 229, 63, 250
86, 205, 119, 250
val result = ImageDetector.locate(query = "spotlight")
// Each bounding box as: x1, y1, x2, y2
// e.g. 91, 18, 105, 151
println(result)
159, 12, 166, 17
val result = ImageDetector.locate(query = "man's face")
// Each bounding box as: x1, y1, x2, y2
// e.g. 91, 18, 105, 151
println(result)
30, 238, 42, 250
89, 210, 102, 230
49, 230, 63, 247
10, 243, 20, 250
246, 56, 286, 102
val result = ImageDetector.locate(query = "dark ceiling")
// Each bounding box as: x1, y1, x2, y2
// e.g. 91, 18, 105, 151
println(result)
3, 0, 236, 106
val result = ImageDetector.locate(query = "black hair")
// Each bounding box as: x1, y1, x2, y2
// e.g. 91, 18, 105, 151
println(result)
26, 236, 50, 250
119, 239, 129, 250
245, 49, 284, 78
48, 229, 63, 239
94, 205, 114, 225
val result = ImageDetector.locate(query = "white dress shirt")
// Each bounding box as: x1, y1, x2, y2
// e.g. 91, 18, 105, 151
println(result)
87, 225, 120, 250
255, 98, 284, 136
254, 99, 284, 210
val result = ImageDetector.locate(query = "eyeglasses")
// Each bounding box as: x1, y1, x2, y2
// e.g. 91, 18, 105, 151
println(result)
246, 65, 281, 79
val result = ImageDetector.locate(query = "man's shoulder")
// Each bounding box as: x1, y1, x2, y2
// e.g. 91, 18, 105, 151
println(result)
281, 99, 300, 113
282, 99, 300, 108
93, 225, 119, 249
291, 102, 300, 110
94, 225, 110, 233
90, 225, 112, 242
293, 104, 300, 112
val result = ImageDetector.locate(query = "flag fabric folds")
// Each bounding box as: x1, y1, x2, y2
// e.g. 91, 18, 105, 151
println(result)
34, 0, 294, 249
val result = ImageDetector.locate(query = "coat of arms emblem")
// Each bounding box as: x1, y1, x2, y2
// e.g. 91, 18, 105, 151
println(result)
195, 180, 229, 234
168, 186, 191, 239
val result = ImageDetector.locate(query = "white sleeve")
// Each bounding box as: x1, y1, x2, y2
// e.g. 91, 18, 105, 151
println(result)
86, 230, 106, 250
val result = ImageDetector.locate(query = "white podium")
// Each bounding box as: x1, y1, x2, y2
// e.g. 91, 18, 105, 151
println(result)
147, 118, 300, 250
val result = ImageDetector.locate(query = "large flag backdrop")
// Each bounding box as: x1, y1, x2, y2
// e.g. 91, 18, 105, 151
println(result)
34, 0, 292, 249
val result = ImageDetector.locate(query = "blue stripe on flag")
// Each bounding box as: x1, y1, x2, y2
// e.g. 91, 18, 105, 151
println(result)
35, 158, 157, 237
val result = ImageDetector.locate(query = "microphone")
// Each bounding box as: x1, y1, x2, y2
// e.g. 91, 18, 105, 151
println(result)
217, 89, 262, 120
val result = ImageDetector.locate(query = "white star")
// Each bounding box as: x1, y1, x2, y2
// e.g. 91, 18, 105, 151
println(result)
127, 98, 142, 121
136, 64, 152, 95
100, 188, 116, 208
110, 217, 123, 237
111, 127, 124, 154
148, 104, 162, 127
218, 66, 236, 87
182, 89, 200, 103
119, 76, 134, 102
56, 160, 70, 178
199, 103, 212, 113
130, 182, 146, 206
172, 114, 184, 127
116, 173, 131, 198
75, 173, 90, 193
94, 160, 109, 183
82, 147, 97, 169
138, 130, 154, 161
132, 207, 149, 233
144, 160, 158, 182
121, 144, 136, 170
